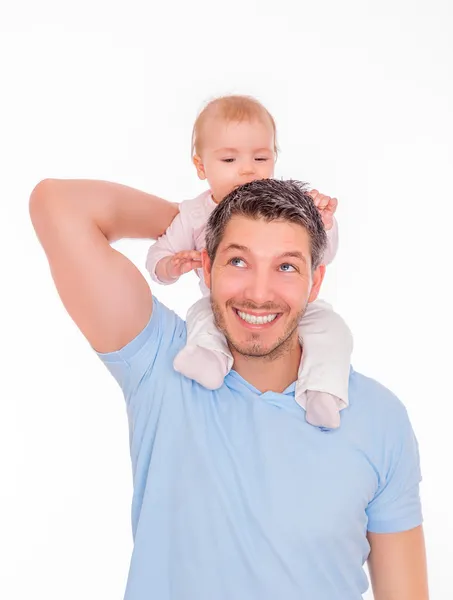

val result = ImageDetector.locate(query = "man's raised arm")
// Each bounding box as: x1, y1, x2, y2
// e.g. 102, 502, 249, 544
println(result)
29, 179, 178, 353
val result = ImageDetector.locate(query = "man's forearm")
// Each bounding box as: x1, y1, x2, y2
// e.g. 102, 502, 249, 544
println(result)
30, 179, 179, 243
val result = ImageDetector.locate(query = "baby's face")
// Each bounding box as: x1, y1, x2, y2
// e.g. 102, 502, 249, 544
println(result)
194, 117, 275, 203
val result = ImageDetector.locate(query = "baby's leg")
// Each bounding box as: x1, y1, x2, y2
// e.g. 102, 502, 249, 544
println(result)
297, 299, 353, 428
173, 296, 233, 389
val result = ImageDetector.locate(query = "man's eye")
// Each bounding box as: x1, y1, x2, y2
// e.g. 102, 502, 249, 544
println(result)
221, 158, 235, 163
230, 257, 246, 267
280, 263, 296, 272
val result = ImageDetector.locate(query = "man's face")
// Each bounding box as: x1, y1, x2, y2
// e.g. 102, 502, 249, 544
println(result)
203, 216, 325, 360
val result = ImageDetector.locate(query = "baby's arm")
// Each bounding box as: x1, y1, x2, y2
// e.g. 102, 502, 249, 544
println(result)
146, 205, 198, 284
299, 191, 350, 407
323, 218, 339, 265
309, 189, 339, 265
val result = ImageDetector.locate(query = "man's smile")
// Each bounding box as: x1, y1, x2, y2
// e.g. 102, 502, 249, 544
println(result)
233, 307, 283, 329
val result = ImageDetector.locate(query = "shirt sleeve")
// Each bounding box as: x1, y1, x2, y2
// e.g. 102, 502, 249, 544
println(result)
95, 297, 185, 409
366, 407, 423, 534
146, 202, 196, 284
322, 217, 339, 265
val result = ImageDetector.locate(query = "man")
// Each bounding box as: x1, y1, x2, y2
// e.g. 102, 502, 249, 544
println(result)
30, 178, 429, 599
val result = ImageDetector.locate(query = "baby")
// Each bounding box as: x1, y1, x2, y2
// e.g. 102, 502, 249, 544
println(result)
146, 95, 353, 429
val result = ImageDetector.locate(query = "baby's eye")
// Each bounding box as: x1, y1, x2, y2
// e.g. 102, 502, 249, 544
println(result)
221, 158, 235, 163
255, 157, 269, 162
279, 263, 296, 272
230, 257, 246, 268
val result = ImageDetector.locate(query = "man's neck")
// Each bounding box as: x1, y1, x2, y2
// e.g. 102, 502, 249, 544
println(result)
231, 341, 302, 394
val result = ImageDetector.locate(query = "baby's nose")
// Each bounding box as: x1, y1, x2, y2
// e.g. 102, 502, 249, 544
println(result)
239, 162, 255, 175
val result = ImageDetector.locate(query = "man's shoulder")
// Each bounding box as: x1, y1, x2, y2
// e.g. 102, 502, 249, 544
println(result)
149, 296, 187, 349
346, 370, 418, 468
348, 368, 409, 422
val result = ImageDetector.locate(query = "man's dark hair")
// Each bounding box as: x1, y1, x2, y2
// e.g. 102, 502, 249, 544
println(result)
205, 179, 328, 269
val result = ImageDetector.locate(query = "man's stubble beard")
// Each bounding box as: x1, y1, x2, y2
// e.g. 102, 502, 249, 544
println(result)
211, 296, 307, 363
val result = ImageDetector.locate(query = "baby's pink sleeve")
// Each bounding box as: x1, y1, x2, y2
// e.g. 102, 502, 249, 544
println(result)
146, 204, 195, 284
322, 217, 339, 265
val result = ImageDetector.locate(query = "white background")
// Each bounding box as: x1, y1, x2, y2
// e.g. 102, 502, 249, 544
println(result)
1, 1, 452, 598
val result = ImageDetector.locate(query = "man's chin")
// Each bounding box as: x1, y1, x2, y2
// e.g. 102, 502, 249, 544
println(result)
230, 316, 303, 358
212, 300, 302, 359
229, 343, 272, 359
226, 332, 294, 361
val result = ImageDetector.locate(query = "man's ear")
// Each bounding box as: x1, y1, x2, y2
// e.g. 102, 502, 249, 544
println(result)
201, 248, 212, 289
193, 155, 207, 180
308, 264, 326, 303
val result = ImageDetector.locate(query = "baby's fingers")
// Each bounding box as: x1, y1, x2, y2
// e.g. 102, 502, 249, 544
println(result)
309, 189, 321, 206
174, 250, 201, 261
179, 259, 201, 275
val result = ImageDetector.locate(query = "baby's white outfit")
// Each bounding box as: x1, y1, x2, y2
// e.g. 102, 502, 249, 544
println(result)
146, 191, 352, 429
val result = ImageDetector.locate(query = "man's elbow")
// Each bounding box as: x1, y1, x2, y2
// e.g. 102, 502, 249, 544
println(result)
29, 178, 58, 215
29, 178, 64, 239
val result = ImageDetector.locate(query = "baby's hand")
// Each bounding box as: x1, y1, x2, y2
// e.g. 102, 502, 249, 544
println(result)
166, 250, 202, 280
310, 189, 338, 231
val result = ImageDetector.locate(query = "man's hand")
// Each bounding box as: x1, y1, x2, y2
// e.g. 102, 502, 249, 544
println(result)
310, 189, 338, 231
159, 250, 202, 282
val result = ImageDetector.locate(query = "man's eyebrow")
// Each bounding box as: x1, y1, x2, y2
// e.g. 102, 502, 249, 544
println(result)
220, 245, 308, 264
279, 251, 308, 264
221, 243, 249, 253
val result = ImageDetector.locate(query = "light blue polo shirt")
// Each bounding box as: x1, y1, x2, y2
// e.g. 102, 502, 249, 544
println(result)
98, 297, 422, 600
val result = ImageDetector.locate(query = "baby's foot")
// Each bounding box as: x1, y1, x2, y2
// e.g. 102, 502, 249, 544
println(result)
173, 345, 230, 390
305, 391, 341, 429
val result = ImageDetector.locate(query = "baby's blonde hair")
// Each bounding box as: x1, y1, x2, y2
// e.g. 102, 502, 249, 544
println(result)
191, 95, 278, 158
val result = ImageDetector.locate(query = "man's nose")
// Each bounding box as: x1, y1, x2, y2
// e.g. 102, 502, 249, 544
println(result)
243, 269, 275, 306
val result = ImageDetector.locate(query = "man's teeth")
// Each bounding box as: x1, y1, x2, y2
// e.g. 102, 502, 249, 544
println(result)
237, 311, 277, 325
